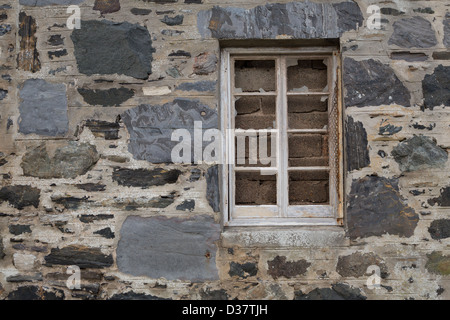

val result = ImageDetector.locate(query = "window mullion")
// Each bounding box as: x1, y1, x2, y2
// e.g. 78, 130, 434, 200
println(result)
229, 56, 236, 220
277, 57, 289, 217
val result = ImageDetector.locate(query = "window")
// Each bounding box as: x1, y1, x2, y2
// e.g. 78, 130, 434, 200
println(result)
220, 47, 344, 227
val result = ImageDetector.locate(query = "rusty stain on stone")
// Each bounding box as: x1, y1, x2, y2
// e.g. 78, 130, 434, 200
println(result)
17, 12, 41, 72
93, 0, 121, 15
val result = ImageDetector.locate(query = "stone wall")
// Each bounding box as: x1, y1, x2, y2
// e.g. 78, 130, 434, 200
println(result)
0, 0, 449, 300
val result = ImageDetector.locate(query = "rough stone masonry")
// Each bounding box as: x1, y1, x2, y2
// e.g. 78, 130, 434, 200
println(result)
0, 0, 449, 300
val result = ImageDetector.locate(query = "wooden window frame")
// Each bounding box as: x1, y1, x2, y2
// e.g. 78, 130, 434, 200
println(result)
220, 47, 344, 227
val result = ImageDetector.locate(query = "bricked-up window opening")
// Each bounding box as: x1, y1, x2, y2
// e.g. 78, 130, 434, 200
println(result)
221, 47, 344, 227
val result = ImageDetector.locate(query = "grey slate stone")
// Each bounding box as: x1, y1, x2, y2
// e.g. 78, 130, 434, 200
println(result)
82, 120, 120, 140
9, 225, 32, 236
176, 80, 216, 92
200, 288, 229, 300
391, 135, 448, 172
336, 252, 388, 278
0, 238, 5, 259
94, 227, 115, 239
380, 7, 404, 16
176, 199, 195, 211
267, 256, 311, 279
117, 215, 220, 281
18, 79, 68, 137
390, 52, 428, 62
422, 65, 450, 109
206, 165, 220, 212
130, 8, 152, 16
389, 16, 437, 48
444, 13, 450, 48
379, 124, 402, 136
6, 273, 43, 282
346, 176, 419, 239
345, 117, 370, 172
197, 1, 363, 39
194, 52, 217, 75
332, 1, 364, 32
71, 20, 154, 80
0, 185, 40, 210
45, 245, 113, 269
294, 283, 366, 300
112, 168, 181, 188
426, 252, 450, 275
229, 262, 258, 279
7, 286, 65, 300
0, 88, 7, 100
109, 291, 170, 300
78, 87, 134, 107
428, 187, 450, 207
343, 58, 410, 107
19, 0, 84, 5
21, 142, 99, 179
428, 219, 450, 240
161, 15, 184, 26
122, 99, 218, 163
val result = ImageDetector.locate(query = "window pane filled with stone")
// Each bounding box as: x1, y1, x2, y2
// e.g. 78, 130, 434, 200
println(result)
288, 95, 328, 129
234, 60, 276, 92
235, 134, 276, 167
235, 172, 277, 205
287, 59, 328, 92
289, 171, 329, 205
235, 96, 276, 129
288, 133, 329, 167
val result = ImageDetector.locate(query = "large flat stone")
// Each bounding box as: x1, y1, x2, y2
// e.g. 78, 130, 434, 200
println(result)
389, 16, 437, 48
444, 13, 450, 48
422, 65, 450, 109
206, 165, 220, 212
18, 79, 68, 136
426, 251, 450, 275
112, 168, 181, 188
7, 286, 65, 300
391, 135, 448, 172
21, 142, 99, 179
71, 20, 154, 79
78, 87, 134, 107
346, 176, 419, 239
93, 0, 120, 14
17, 12, 40, 73
197, 1, 363, 39
122, 99, 218, 163
267, 256, 311, 279
343, 58, 410, 107
117, 215, 220, 281
345, 116, 370, 172
44, 245, 113, 269
336, 252, 388, 278
0, 185, 40, 210
428, 219, 450, 240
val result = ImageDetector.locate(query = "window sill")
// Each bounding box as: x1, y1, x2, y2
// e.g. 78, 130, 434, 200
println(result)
225, 217, 340, 227
221, 225, 347, 248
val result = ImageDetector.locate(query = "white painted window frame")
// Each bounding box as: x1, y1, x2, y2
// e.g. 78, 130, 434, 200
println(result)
220, 47, 344, 227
